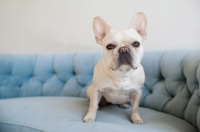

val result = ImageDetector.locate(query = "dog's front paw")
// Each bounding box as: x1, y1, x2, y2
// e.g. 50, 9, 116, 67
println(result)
83, 113, 95, 123
132, 119, 143, 124
131, 114, 143, 124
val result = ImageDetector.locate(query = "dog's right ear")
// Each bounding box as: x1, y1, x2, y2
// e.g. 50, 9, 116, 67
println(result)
129, 12, 147, 41
93, 16, 111, 44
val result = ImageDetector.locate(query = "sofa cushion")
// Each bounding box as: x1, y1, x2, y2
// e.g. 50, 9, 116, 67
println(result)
0, 97, 197, 132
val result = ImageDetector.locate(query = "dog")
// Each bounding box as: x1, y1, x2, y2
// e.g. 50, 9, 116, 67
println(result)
83, 12, 147, 124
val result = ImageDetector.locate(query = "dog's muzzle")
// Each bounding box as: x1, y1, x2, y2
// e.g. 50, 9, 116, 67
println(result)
118, 46, 132, 66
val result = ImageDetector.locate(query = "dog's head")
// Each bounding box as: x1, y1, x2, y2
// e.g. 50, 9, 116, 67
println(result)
93, 12, 147, 72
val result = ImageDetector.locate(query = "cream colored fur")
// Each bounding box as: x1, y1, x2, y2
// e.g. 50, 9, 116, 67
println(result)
83, 12, 147, 124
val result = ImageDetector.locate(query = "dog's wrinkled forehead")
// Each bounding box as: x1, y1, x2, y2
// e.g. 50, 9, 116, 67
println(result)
102, 29, 142, 46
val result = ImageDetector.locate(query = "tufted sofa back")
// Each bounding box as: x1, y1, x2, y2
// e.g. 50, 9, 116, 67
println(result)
0, 53, 102, 98
140, 50, 200, 129
0, 50, 200, 129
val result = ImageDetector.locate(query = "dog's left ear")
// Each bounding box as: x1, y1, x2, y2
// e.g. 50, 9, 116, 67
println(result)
93, 16, 111, 44
129, 12, 147, 41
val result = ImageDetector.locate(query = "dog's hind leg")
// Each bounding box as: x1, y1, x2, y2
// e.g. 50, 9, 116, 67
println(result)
119, 103, 130, 109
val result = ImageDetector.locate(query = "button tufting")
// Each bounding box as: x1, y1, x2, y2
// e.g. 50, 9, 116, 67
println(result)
149, 90, 153, 94
17, 82, 22, 87
73, 71, 76, 75
29, 73, 33, 78
53, 70, 56, 75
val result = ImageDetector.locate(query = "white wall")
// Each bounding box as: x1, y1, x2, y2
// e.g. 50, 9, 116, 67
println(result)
0, 0, 200, 53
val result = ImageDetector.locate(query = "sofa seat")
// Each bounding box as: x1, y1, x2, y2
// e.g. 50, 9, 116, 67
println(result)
0, 97, 197, 132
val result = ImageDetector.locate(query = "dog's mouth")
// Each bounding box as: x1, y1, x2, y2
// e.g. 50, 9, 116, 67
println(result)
119, 53, 132, 65
119, 53, 138, 70
110, 53, 137, 71
109, 46, 140, 71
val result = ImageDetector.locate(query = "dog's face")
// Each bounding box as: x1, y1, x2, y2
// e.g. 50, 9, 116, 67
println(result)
93, 12, 147, 71
102, 29, 144, 71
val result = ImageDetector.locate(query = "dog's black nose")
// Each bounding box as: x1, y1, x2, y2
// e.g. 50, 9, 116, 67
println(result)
118, 46, 130, 54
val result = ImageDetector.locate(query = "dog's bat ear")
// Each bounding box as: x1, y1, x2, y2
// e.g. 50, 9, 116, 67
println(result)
129, 12, 147, 41
93, 16, 111, 44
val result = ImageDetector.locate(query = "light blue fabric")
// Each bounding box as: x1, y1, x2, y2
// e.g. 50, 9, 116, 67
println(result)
141, 50, 200, 128
0, 97, 198, 132
0, 50, 200, 131
198, 108, 200, 131
0, 52, 102, 98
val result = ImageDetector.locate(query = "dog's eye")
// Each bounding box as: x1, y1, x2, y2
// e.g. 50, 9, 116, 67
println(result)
132, 41, 140, 47
106, 44, 116, 50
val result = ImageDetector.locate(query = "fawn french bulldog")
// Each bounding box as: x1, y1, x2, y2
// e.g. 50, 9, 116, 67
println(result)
83, 12, 147, 124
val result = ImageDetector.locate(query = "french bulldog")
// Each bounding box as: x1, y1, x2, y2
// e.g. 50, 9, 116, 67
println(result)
83, 12, 147, 124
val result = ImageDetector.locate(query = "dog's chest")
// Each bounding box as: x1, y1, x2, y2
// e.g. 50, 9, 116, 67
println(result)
114, 77, 133, 90
100, 88, 136, 104
100, 76, 139, 104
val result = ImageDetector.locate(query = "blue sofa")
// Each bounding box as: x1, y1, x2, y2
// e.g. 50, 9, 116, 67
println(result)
0, 50, 199, 132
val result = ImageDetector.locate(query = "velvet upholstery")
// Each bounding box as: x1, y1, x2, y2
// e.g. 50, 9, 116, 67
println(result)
0, 50, 199, 131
